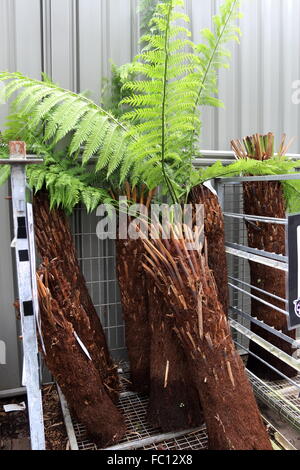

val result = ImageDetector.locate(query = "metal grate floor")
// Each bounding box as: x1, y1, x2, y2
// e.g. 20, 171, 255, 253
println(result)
248, 371, 300, 432
70, 365, 207, 450
142, 430, 208, 450
72, 391, 208, 451
68, 368, 300, 451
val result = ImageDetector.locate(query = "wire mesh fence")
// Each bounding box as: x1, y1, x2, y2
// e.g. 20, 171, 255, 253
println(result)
71, 207, 127, 362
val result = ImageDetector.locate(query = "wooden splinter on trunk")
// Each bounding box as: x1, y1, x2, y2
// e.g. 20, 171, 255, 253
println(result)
142, 227, 272, 450
232, 134, 297, 380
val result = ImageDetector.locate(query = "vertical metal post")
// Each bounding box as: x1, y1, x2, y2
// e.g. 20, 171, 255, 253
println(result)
9, 141, 45, 450
214, 178, 225, 211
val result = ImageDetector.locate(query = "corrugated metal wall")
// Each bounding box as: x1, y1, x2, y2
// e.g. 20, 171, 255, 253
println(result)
1, 0, 300, 390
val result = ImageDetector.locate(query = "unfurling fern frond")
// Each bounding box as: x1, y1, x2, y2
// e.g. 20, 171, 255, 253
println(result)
0, 71, 131, 178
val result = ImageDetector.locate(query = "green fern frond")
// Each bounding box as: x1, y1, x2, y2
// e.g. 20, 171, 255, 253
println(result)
194, 158, 297, 185
0, 71, 132, 178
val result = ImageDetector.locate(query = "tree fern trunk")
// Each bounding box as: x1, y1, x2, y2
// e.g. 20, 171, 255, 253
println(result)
37, 268, 126, 447
188, 184, 229, 314
143, 235, 272, 450
33, 191, 120, 400
243, 181, 296, 380
116, 237, 151, 394
147, 278, 203, 431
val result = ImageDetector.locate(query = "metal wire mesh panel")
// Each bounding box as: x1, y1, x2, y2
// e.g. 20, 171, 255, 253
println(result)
142, 430, 208, 450
248, 371, 300, 431
222, 183, 251, 347
71, 206, 127, 361
218, 176, 300, 432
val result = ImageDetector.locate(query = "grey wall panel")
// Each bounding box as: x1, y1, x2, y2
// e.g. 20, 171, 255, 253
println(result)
238, 0, 260, 138
0, 184, 20, 390
281, 0, 300, 151
14, 0, 42, 77
215, 0, 300, 152
46, 0, 78, 90
78, 0, 139, 102
0, 0, 42, 391
78, 0, 103, 101
189, 0, 218, 150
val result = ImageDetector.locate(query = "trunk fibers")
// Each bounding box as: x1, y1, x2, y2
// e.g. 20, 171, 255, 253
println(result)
33, 191, 120, 399
37, 267, 126, 446
147, 278, 204, 431
188, 184, 229, 314
142, 234, 272, 450
116, 237, 151, 394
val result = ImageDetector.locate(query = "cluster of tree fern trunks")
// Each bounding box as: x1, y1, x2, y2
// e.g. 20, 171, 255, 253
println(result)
33, 187, 272, 449
116, 185, 271, 449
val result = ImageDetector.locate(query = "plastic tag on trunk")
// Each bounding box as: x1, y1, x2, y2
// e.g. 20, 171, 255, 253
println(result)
203, 180, 218, 197
74, 331, 92, 361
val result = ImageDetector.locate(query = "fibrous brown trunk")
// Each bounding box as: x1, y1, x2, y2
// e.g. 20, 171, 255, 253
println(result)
116, 237, 151, 394
37, 267, 126, 446
189, 184, 229, 314
143, 234, 272, 450
33, 191, 119, 400
115, 187, 203, 430
147, 278, 204, 431
243, 181, 296, 380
